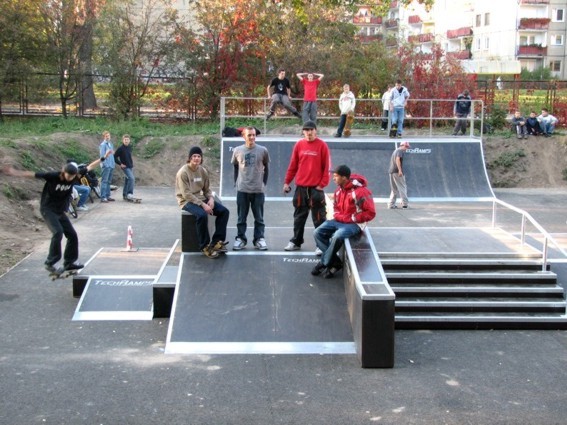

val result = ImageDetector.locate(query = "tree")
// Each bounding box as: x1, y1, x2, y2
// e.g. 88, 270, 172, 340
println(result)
96, 0, 177, 119
0, 0, 48, 119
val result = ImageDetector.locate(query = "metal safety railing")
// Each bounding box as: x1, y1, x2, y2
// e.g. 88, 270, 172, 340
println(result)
220, 97, 485, 138
491, 198, 567, 271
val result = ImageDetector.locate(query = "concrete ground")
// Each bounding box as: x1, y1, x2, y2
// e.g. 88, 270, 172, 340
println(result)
0, 187, 566, 425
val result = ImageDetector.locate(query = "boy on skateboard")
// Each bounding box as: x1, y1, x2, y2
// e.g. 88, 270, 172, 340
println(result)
1, 153, 112, 277
335, 84, 356, 138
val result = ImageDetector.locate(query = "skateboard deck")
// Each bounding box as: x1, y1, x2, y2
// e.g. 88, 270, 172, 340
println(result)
49, 268, 80, 281
389, 124, 398, 138
343, 113, 354, 137
125, 198, 142, 203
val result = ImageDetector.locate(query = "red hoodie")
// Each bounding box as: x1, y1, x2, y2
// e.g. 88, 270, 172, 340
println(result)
333, 173, 376, 225
284, 137, 331, 188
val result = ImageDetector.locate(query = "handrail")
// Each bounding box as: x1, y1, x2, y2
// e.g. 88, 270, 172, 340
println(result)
220, 97, 484, 138
491, 198, 567, 270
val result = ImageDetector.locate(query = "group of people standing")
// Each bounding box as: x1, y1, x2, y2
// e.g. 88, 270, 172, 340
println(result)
175, 120, 377, 279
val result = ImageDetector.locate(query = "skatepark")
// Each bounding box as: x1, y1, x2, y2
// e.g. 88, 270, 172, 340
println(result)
1, 133, 567, 423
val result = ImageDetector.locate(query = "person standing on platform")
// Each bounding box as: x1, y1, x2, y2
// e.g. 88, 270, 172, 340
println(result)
114, 134, 139, 201
296, 71, 324, 124
266, 69, 301, 120
231, 127, 270, 251
99, 131, 116, 203
452, 89, 472, 136
388, 140, 411, 209
335, 84, 356, 138
389, 80, 410, 138
176, 146, 230, 259
1, 155, 110, 274
282, 120, 331, 252
312, 165, 376, 279
380, 84, 393, 131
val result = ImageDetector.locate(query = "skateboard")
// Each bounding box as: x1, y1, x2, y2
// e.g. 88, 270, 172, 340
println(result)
389, 124, 398, 138
343, 112, 354, 137
49, 268, 80, 281
125, 197, 142, 203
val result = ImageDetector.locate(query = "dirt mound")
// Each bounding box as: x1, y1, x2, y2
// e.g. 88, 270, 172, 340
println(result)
0, 131, 565, 274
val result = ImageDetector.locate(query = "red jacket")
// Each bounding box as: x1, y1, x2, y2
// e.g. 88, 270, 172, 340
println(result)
333, 173, 376, 225
284, 138, 331, 188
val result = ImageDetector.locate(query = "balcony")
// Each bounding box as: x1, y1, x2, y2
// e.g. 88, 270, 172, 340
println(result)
517, 45, 547, 56
408, 33, 434, 43
357, 34, 383, 43
520, 0, 549, 4
408, 15, 422, 25
354, 16, 382, 25
447, 50, 472, 60
447, 27, 473, 39
519, 17, 551, 30
385, 19, 399, 28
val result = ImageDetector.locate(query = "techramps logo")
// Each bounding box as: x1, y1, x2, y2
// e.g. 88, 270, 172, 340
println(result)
406, 147, 432, 154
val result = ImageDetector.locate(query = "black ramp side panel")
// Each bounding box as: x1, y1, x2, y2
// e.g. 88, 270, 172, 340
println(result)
220, 137, 494, 200
168, 254, 353, 344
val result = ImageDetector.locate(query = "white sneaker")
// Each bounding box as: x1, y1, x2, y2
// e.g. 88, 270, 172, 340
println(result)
233, 238, 246, 250
315, 247, 323, 256
284, 242, 300, 251
77, 205, 89, 211
255, 238, 268, 251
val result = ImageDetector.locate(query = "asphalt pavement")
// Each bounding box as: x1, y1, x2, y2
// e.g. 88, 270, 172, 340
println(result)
0, 186, 566, 425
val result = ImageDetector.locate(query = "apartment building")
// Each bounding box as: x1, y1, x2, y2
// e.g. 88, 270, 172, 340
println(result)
354, 0, 567, 79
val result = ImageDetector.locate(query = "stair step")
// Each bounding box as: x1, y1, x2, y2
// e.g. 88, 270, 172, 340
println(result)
379, 252, 543, 259
394, 313, 567, 329
386, 271, 557, 284
381, 259, 547, 271
392, 285, 565, 297
395, 299, 566, 313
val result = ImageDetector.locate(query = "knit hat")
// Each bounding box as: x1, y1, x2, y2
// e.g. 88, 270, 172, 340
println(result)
188, 146, 203, 159
333, 164, 351, 179
400, 141, 411, 148
64, 162, 78, 175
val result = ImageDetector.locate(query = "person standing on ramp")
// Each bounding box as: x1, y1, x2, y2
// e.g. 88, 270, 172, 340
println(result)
282, 120, 331, 251
231, 127, 271, 251
388, 140, 411, 209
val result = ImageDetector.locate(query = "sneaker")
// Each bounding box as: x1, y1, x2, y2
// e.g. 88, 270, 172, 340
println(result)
126, 194, 134, 200
284, 242, 300, 251
334, 133, 342, 138
315, 247, 323, 256
212, 240, 229, 253
311, 262, 326, 276
323, 263, 343, 279
202, 245, 220, 259
45, 263, 57, 273
233, 238, 246, 251
387, 205, 398, 209
101, 198, 108, 203
107, 197, 116, 202
396, 134, 402, 138
517, 135, 522, 139
77, 205, 89, 211
254, 238, 268, 251
293, 111, 301, 118
524, 134, 529, 139
266, 112, 273, 120
402, 205, 409, 209
64, 262, 84, 271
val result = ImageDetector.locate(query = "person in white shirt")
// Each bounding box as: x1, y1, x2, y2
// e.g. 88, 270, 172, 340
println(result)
335, 84, 356, 138
537, 108, 559, 137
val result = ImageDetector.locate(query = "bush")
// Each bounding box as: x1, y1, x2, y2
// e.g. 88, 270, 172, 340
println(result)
492, 149, 526, 168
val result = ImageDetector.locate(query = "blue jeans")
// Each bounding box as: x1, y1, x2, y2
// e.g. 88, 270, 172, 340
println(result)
541, 121, 555, 135
182, 201, 229, 249
74, 184, 90, 207
313, 220, 361, 267
121, 167, 135, 197
236, 191, 265, 244
100, 167, 114, 199
391, 107, 405, 135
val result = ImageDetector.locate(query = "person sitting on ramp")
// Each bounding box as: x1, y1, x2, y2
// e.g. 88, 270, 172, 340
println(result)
311, 165, 376, 279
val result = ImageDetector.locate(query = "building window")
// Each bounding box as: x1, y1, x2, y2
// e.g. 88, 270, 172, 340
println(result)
476, 14, 481, 27
552, 34, 564, 45
552, 9, 565, 22
484, 13, 490, 26
485, 37, 490, 49
476, 37, 481, 50
550, 61, 561, 72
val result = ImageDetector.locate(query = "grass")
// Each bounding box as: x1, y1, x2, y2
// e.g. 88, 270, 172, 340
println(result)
492, 149, 526, 168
